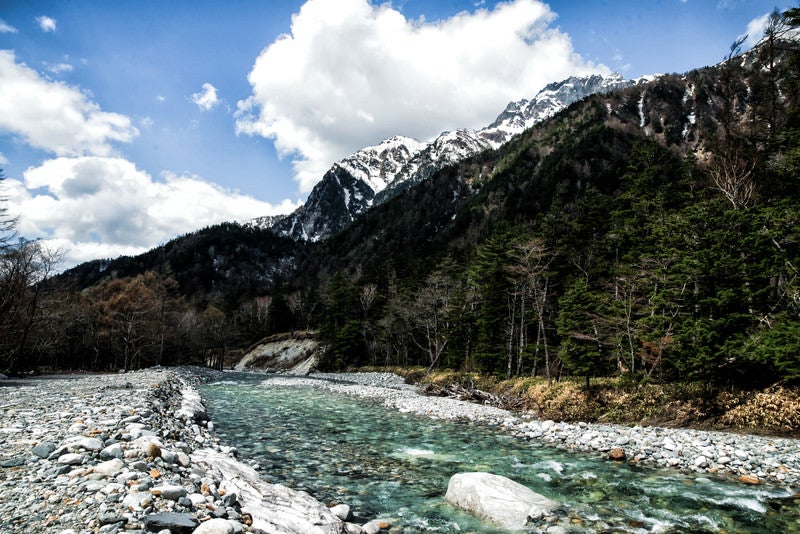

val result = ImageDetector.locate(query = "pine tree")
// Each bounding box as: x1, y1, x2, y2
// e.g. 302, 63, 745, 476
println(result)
556, 276, 607, 389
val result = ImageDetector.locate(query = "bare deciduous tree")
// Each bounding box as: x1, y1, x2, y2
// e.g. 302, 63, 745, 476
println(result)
709, 150, 757, 209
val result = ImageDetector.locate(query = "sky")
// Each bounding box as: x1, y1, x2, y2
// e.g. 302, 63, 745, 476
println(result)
0, 0, 788, 269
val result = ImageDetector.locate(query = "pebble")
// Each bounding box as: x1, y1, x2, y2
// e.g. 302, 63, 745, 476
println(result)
0, 369, 246, 533
0, 368, 386, 534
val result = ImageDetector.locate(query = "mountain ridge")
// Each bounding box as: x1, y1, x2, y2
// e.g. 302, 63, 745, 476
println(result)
257, 72, 642, 242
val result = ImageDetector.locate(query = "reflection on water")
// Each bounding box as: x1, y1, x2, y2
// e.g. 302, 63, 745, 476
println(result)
201, 374, 800, 533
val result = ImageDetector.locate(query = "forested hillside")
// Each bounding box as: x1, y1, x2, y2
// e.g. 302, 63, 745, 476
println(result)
303, 13, 800, 387
1, 9, 799, 390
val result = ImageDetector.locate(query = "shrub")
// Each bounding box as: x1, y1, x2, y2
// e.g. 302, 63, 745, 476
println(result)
719, 387, 800, 434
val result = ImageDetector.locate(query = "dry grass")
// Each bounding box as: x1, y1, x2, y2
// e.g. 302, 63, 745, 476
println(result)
350, 367, 800, 436
718, 387, 800, 434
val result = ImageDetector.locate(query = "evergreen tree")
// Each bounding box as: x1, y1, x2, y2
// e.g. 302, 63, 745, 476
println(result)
556, 276, 607, 389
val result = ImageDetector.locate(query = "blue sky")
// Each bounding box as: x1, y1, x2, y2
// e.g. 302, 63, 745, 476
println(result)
0, 0, 786, 267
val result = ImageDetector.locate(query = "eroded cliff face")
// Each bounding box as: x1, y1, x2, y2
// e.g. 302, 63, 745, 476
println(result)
235, 333, 320, 374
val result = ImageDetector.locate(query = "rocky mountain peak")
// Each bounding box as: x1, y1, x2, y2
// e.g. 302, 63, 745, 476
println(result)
256, 72, 637, 242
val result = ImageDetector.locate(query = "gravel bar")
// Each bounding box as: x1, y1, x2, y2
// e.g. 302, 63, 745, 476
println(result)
0, 368, 357, 534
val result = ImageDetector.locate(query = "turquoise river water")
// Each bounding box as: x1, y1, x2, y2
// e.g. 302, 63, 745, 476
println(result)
201, 374, 800, 533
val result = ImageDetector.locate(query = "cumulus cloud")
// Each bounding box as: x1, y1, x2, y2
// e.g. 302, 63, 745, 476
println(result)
6, 156, 301, 268
236, 0, 606, 193
741, 12, 771, 48
36, 16, 57, 32
0, 50, 139, 156
190, 82, 220, 111
0, 19, 17, 33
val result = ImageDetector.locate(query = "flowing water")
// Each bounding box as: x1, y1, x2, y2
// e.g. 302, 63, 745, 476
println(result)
201, 374, 800, 533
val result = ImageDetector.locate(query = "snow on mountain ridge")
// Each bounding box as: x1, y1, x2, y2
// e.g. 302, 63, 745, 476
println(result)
336, 135, 426, 194
256, 73, 638, 242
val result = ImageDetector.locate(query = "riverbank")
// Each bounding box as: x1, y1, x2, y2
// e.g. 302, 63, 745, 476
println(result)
0, 368, 377, 534
2, 368, 799, 534
267, 372, 800, 489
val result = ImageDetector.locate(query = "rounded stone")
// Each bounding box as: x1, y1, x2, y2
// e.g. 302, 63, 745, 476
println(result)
160, 449, 178, 465
151, 484, 189, 500
192, 518, 240, 534
100, 443, 124, 460
57, 453, 85, 465
77, 437, 104, 451
329, 504, 351, 521
609, 448, 626, 461
94, 458, 125, 477
142, 512, 199, 533
143, 440, 162, 458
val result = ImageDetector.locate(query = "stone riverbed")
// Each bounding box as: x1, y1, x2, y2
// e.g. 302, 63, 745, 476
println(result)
1, 368, 799, 534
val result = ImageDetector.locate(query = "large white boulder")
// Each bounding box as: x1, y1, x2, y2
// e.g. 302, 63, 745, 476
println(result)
444, 472, 559, 530
192, 448, 342, 534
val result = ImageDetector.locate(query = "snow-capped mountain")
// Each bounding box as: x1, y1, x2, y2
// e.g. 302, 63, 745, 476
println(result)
336, 135, 426, 195
481, 73, 634, 142
260, 73, 637, 242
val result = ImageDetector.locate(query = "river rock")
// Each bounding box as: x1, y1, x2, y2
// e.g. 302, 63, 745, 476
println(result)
57, 452, 85, 465
94, 458, 124, 477
192, 518, 242, 534
151, 484, 189, 500
142, 512, 199, 533
0, 457, 25, 467
191, 448, 342, 534
32, 441, 57, 458
160, 448, 178, 464
445, 472, 559, 529
329, 504, 351, 521
100, 443, 124, 460
609, 448, 626, 461
739, 475, 761, 485
75, 436, 104, 451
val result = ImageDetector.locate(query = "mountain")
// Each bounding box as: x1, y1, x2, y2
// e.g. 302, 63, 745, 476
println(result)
258, 73, 639, 242
268, 136, 424, 241
37, 29, 800, 385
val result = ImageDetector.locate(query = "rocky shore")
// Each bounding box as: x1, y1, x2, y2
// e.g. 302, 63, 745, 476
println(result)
267, 372, 800, 489
2, 368, 799, 534
0, 369, 379, 534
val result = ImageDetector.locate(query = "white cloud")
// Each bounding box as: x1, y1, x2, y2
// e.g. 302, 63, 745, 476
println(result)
156, 95, 166, 102
36, 16, 57, 33
43, 61, 74, 75
0, 152, 8, 166
741, 12, 770, 48
0, 50, 138, 156
236, 0, 606, 193
6, 156, 301, 268
190, 82, 219, 111
0, 19, 18, 33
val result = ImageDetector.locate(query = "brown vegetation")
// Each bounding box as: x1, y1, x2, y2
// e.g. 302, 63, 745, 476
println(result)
358, 366, 800, 437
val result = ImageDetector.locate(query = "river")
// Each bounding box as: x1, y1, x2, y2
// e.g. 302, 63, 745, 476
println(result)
201, 373, 800, 533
